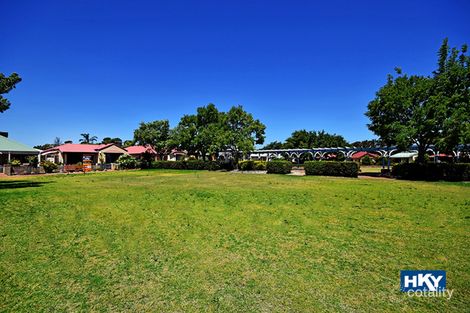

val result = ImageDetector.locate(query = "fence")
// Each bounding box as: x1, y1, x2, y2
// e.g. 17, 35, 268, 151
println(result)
2, 163, 119, 176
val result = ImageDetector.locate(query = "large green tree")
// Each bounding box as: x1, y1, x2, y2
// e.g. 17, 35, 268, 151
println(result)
170, 114, 199, 156
101, 137, 123, 146
0, 73, 22, 113
262, 141, 285, 150
133, 120, 171, 158
433, 39, 470, 151
366, 39, 469, 163
224, 105, 266, 163
171, 104, 226, 160
283, 130, 348, 149
172, 104, 266, 162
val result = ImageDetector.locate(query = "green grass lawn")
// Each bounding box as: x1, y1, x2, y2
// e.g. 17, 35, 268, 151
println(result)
1, 170, 469, 312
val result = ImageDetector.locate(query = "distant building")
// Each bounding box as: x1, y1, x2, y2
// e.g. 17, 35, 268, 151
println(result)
351, 151, 379, 161
126, 145, 158, 160
0, 134, 40, 165
41, 143, 127, 164
389, 151, 418, 163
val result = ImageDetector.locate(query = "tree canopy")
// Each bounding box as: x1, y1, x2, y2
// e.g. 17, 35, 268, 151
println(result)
0, 73, 22, 113
366, 38, 469, 163
224, 105, 266, 162
133, 120, 171, 157
170, 104, 265, 161
101, 137, 123, 146
262, 130, 348, 150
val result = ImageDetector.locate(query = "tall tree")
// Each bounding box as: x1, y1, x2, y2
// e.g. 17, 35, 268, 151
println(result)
79, 133, 98, 144
133, 120, 170, 158
432, 39, 470, 152
225, 105, 266, 163
101, 137, 123, 145
171, 104, 226, 160
283, 130, 348, 149
366, 39, 469, 163
350, 139, 382, 148
170, 114, 199, 156
284, 130, 315, 149
0, 73, 22, 113
262, 141, 285, 150
123, 140, 134, 148
194, 104, 226, 160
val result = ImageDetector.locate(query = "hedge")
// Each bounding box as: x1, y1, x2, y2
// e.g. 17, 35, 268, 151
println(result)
238, 160, 267, 171
266, 160, 292, 174
392, 163, 470, 181
304, 161, 359, 177
150, 160, 221, 171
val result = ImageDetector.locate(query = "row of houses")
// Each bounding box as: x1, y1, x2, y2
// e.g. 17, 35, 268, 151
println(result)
1, 133, 456, 168
0, 133, 186, 167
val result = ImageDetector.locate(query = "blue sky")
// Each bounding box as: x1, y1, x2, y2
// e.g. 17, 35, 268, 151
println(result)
1, 0, 469, 147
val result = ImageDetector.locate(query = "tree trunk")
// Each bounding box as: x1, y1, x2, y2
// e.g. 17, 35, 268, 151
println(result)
416, 144, 427, 164
233, 149, 239, 168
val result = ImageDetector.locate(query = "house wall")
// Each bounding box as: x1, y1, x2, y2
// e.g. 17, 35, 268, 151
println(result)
100, 145, 127, 154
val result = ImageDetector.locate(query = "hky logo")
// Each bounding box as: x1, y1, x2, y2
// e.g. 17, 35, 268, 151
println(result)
400, 270, 446, 292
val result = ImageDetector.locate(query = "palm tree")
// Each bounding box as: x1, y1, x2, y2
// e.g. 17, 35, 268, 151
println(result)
79, 133, 98, 144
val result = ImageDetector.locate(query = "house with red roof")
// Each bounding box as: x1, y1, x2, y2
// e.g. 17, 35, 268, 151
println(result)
41, 143, 127, 165
126, 145, 187, 161
126, 145, 158, 160
351, 151, 379, 161
126, 145, 157, 159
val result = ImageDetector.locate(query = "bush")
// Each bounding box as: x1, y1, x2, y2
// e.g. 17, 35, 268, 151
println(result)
219, 161, 235, 171
266, 160, 292, 174
238, 160, 266, 171
254, 161, 267, 170
150, 160, 221, 171
304, 161, 359, 177
361, 155, 372, 165
392, 163, 470, 181
41, 161, 58, 173
10, 159, 21, 166
116, 154, 140, 169
27, 155, 38, 166
186, 160, 221, 171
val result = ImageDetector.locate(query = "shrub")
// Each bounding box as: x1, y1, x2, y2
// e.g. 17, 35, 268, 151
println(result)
116, 154, 140, 169
361, 155, 372, 165
219, 161, 235, 171
150, 160, 221, 171
10, 159, 21, 166
304, 161, 359, 177
41, 161, 58, 173
266, 160, 292, 174
185, 160, 221, 171
238, 160, 254, 171
253, 161, 267, 170
392, 163, 470, 181
27, 156, 38, 166
238, 160, 266, 171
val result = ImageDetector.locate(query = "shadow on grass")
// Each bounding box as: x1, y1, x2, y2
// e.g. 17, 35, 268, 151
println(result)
0, 180, 51, 190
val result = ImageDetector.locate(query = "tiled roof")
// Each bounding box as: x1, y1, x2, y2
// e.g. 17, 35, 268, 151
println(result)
126, 145, 157, 154
42, 143, 110, 153
351, 151, 379, 159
